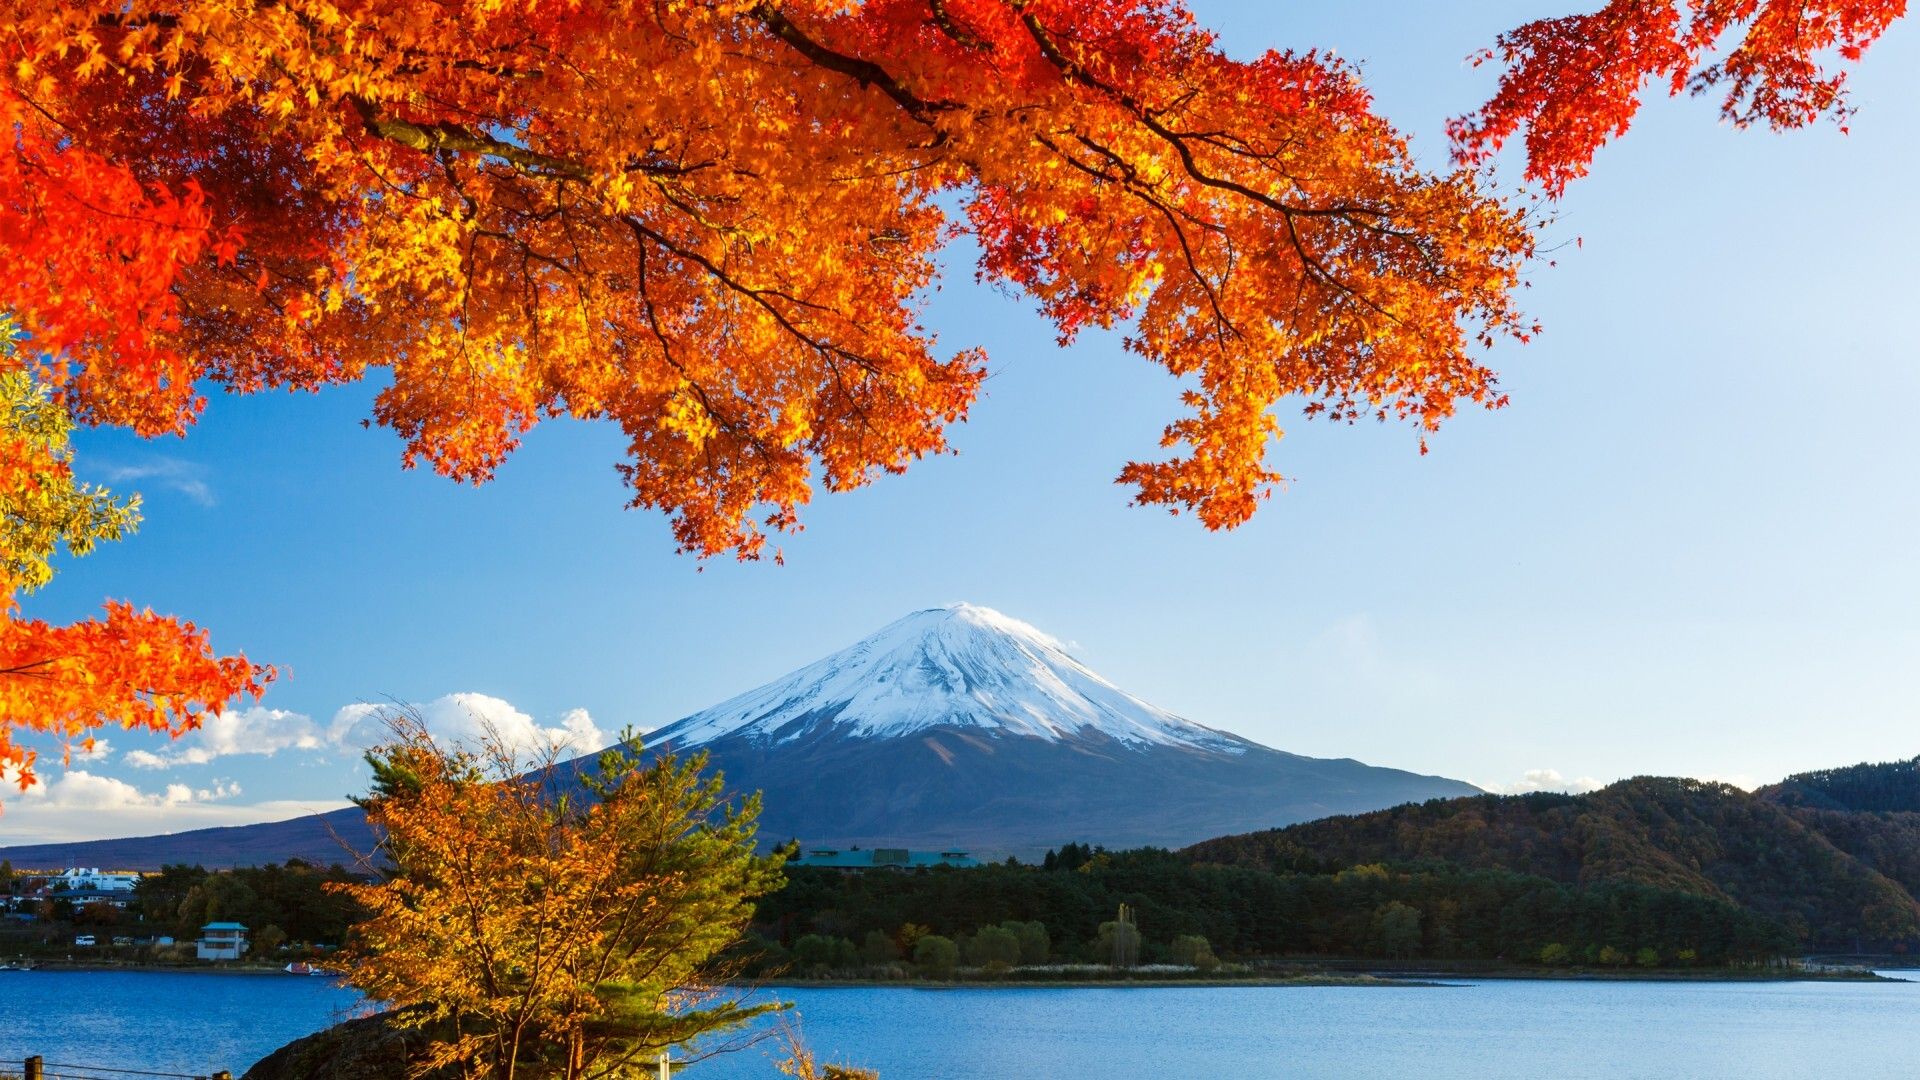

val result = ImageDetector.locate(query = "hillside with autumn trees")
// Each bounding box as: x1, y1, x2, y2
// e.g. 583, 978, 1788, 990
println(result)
1185, 774, 1920, 951
742, 758, 1920, 976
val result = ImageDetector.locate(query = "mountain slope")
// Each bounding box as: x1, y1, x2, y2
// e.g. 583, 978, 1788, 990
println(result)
644, 604, 1479, 852
0, 603, 1480, 867
0, 807, 376, 871
1755, 757, 1920, 906
1185, 776, 1920, 948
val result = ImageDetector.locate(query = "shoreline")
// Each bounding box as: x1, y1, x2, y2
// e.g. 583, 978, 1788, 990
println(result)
3, 959, 318, 975
751, 969, 1899, 989
753, 974, 1447, 990
4, 961, 1899, 985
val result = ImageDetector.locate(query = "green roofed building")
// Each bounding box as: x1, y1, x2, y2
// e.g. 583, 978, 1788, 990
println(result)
789, 846, 979, 871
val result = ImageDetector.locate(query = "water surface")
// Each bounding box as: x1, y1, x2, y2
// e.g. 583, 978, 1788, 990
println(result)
0, 969, 361, 1076
4, 971, 1918, 1078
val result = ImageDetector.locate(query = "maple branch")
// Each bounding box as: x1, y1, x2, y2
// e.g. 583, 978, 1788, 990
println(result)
0, 656, 63, 679
1007, 8, 1434, 339
349, 96, 591, 180
1034, 131, 1240, 345
622, 216, 884, 381
749, 3, 959, 122
624, 216, 890, 449
629, 229, 760, 473
927, 0, 992, 50
1014, 10, 1394, 225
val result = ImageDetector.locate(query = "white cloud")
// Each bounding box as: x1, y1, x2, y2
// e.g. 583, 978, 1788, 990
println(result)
327, 693, 608, 760
94, 456, 215, 507
0, 690, 606, 845
124, 707, 325, 769
120, 695, 606, 770
1486, 768, 1606, 796
14, 769, 240, 810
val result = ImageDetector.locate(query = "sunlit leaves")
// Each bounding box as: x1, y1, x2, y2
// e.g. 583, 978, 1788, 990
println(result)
0, 325, 268, 796
0, 591, 271, 793
0, 0, 1538, 554
1452, 0, 1905, 196
0, 348, 140, 594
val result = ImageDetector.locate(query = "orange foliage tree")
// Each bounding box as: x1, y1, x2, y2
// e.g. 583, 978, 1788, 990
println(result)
0, 0, 1540, 557
334, 712, 786, 1079
1452, 0, 1907, 195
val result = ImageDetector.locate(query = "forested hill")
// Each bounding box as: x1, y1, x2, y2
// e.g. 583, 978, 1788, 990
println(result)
1755, 757, 1920, 913
1183, 777, 1920, 949
1761, 756, 1920, 813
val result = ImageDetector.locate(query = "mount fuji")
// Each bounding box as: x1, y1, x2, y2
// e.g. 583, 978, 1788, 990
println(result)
0, 604, 1479, 867
643, 603, 1479, 852
653, 603, 1249, 754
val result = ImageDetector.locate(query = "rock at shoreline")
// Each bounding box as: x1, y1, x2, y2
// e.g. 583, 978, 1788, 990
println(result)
242, 1009, 441, 1080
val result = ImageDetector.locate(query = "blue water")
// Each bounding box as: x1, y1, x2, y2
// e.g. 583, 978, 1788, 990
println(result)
4, 972, 1919, 1078
0, 970, 362, 1076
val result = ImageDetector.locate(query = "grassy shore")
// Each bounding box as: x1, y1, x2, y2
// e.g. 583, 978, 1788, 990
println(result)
5, 958, 1897, 983
6, 957, 297, 974
757, 973, 1442, 989
1418, 967, 1899, 982
755, 964, 1900, 988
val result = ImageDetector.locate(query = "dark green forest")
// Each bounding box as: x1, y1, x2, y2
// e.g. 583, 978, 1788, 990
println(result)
17, 759, 1920, 974
748, 846, 1792, 974
1763, 756, 1920, 814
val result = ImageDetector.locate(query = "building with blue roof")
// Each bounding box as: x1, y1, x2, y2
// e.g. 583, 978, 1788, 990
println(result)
788, 847, 979, 871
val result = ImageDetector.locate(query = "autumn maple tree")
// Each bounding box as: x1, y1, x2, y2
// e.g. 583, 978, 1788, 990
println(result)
0, 0, 1903, 797
0, 0, 1544, 554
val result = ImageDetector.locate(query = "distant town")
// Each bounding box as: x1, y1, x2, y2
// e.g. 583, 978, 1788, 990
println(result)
0, 860, 359, 969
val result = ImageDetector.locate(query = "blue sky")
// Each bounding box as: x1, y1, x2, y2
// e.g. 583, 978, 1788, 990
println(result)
5, 1, 1918, 844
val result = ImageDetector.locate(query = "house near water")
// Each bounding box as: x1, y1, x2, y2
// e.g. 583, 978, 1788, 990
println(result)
197, 922, 250, 961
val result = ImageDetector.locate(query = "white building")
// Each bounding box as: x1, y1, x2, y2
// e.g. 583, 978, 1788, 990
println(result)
50, 868, 141, 893
196, 922, 249, 961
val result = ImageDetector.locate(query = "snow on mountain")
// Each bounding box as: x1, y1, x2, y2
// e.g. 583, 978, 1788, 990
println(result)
651, 602, 1248, 754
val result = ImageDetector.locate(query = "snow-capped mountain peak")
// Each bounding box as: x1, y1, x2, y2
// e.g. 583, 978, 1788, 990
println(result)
650, 603, 1248, 753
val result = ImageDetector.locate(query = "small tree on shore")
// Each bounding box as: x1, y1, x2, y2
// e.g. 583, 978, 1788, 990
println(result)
1370, 901, 1423, 961
1169, 935, 1220, 972
331, 711, 787, 1079
966, 925, 1021, 971
1003, 921, 1050, 966
912, 935, 958, 979
1095, 905, 1141, 969
860, 930, 899, 966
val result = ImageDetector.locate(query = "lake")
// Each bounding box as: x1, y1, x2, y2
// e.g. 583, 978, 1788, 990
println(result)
3, 972, 1919, 1078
